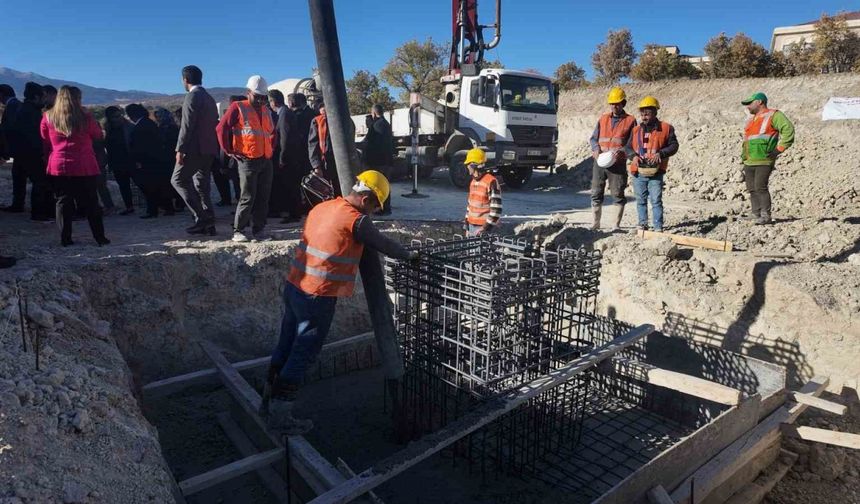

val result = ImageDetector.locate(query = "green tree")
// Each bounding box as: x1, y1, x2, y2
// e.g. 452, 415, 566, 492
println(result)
591, 29, 636, 84
770, 40, 818, 76
380, 38, 447, 102
630, 45, 701, 81
553, 61, 588, 90
478, 58, 505, 70
345, 70, 396, 115
813, 13, 860, 73
703, 32, 771, 78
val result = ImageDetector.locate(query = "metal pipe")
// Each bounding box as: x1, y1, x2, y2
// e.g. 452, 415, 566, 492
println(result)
482, 0, 502, 49
307, 0, 405, 389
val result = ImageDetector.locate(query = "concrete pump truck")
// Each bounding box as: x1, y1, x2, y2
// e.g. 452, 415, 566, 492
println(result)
352, 0, 559, 189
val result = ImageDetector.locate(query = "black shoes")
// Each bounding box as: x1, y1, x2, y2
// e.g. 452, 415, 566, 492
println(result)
96, 237, 111, 246
61, 238, 75, 247
119, 208, 135, 216
187, 223, 216, 235
2, 206, 24, 213
140, 214, 158, 219
0, 256, 16, 269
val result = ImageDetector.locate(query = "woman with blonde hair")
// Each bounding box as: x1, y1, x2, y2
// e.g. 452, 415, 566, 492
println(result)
40, 85, 110, 246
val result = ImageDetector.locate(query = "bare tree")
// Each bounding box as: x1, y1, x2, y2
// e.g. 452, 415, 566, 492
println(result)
591, 29, 636, 85
553, 61, 588, 90
380, 38, 447, 103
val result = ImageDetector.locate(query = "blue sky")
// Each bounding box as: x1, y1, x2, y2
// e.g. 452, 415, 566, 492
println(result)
1, 0, 855, 93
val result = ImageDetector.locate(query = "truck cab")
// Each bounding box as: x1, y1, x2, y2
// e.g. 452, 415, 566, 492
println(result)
452, 69, 558, 188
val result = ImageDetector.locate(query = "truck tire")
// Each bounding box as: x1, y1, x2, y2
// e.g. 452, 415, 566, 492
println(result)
448, 152, 470, 189
500, 166, 533, 189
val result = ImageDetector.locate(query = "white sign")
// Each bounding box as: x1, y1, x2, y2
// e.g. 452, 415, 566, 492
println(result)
822, 97, 860, 121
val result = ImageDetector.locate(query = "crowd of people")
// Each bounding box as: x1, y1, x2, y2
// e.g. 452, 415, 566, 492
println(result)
0, 64, 397, 258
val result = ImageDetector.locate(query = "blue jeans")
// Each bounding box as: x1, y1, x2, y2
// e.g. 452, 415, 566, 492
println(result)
270, 282, 337, 387
632, 172, 664, 230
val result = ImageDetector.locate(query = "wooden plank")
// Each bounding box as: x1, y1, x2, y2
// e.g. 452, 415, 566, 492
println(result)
790, 391, 846, 416
637, 229, 733, 252
306, 325, 656, 504
723, 449, 798, 504
700, 437, 780, 504
594, 394, 762, 504
612, 358, 742, 406
782, 425, 860, 449
198, 341, 347, 495
669, 375, 829, 504
178, 448, 284, 495
216, 412, 290, 503
336, 458, 384, 504
647, 485, 674, 504
144, 332, 375, 398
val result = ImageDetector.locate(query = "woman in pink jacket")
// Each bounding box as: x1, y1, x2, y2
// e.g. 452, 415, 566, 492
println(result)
41, 86, 110, 246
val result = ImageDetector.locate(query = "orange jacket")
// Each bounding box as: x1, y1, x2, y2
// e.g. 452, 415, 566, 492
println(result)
597, 113, 636, 153
466, 172, 502, 226
287, 197, 364, 297
227, 100, 274, 159
630, 121, 673, 174
313, 114, 328, 156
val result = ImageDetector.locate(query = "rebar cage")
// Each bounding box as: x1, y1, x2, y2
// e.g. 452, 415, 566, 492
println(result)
385, 236, 603, 474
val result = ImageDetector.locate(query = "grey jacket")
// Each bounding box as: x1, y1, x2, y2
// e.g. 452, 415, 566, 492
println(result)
176, 86, 219, 156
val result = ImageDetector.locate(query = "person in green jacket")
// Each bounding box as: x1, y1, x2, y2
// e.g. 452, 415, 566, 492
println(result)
740, 92, 795, 225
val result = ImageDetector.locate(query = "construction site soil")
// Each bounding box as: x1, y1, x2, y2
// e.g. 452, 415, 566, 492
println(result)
1, 74, 858, 502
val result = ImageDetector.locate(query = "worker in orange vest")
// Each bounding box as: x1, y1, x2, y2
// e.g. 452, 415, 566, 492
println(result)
625, 96, 679, 232
216, 75, 275, 243
260, 170, 416, 434
308, 103, 344, 198
589, 87, 637, 231
740, 92, 795, 225
463, 148, 502, 237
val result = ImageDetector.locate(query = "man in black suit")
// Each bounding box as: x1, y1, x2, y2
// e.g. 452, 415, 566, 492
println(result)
361, 104, 395, 213
0, 84, 24, 212
172, 65, 220, 235
267, 89, 301, 221
126, 104, 173, 218
17, 83, 54, 220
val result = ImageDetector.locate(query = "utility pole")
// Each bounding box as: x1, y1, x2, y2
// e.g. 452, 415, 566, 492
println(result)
307, 0, 406, 434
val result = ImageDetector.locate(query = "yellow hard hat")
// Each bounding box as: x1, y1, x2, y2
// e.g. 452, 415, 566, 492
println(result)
607, 87, 626, 104
464, 148, 487, 165
638, 96, 660, 110
355, 170, 390, 206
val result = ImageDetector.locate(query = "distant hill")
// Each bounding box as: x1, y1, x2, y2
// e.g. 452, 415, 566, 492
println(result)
0, 66, 244, 106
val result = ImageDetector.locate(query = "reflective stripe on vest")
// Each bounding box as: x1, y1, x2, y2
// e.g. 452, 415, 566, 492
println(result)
631, 121, 672, 173
231, 101, 274, 159
597, 113, 636, 152
466, 173, 498, 225
744, 110, 777, 141
287, 197, 364, 297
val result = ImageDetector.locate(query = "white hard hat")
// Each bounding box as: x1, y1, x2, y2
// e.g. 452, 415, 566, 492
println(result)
596, 151, 616, 168
246, 75, 268, 96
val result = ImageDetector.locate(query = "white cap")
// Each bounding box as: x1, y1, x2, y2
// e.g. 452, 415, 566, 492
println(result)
246, 75, 268, 96
596, 151, 616, 168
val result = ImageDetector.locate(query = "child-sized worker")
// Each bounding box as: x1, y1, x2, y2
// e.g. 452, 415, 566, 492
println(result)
463, 148, 502, 237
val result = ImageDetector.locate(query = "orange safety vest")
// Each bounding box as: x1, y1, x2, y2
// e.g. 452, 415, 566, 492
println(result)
630, 121, 673, 174
313, 114, 328, 156
287, 197, 365, 297
231, 100, 274, 159
466, 172, 499, 226
597, 113, 636, 153
743, 108, 778, 143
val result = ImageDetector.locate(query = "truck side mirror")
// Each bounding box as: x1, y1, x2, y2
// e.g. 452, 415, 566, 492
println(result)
478, 76, 487, 105
553, 84, 560, 112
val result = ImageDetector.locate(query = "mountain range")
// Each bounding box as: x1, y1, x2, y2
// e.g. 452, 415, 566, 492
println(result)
0, 66, 245, 107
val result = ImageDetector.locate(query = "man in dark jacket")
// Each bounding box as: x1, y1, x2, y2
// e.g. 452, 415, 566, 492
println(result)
361, 104, 394, 213
126, 104, 173, 218
172, 65, 220, 235
267, 89, 299, 220
17, 83, 54, 220
1, 84, 24, 212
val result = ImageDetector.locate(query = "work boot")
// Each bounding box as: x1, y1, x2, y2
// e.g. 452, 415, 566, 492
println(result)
258, 365, 279, 418
590, 206, 602, 231
611, 205, 624, 232
268, 399, 314, 435
755, 213, 772, 226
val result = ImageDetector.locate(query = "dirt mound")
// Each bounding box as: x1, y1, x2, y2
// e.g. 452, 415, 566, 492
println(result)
548, 74, 860, 218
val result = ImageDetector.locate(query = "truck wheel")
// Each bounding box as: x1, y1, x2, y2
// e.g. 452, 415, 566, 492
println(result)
448, 153, 470, 189
500, 166, 533, 189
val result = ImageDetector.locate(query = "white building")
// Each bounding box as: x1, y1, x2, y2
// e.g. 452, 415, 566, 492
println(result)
771, 11, 860, 52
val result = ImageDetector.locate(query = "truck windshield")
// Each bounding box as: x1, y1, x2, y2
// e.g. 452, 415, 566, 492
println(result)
499, 75, 555, 112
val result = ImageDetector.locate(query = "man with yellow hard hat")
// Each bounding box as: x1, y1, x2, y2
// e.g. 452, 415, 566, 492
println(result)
624, 96, 679, 232
464, 148, 502, 237
260, 170, 417, 434
589, 87, 637, 231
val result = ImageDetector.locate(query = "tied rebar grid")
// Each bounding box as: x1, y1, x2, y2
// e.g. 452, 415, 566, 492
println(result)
384, 236, 602, 475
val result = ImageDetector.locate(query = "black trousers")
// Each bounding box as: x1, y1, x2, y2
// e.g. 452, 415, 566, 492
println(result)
212, 158, 240, 204
590, 160, 627, 207
9, 157, 28, 209
133, 169, 173, 216
112, 167, 135, 209
21, 156, 54, 219
52, 175, 106, 242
